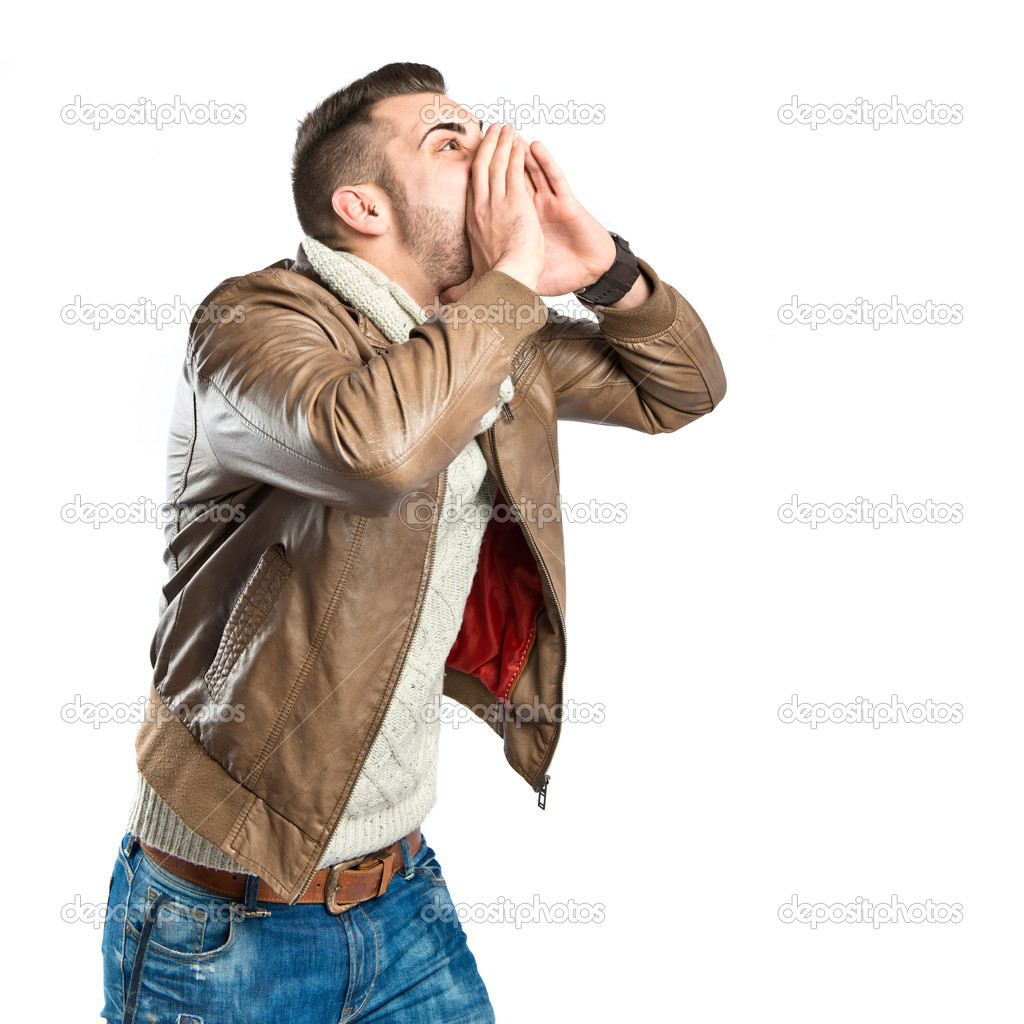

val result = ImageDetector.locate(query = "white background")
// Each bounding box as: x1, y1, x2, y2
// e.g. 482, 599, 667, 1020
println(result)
4, 1, 1021, 1020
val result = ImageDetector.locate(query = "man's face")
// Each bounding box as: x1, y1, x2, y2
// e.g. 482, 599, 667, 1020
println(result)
372, 92, 486, 293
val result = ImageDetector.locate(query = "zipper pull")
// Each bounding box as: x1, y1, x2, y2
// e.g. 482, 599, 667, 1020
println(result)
502, 401, 514, 422
535, 774, 550, 810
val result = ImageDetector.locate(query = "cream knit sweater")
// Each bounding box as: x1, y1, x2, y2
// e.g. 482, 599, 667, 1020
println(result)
126, 240, 513, 871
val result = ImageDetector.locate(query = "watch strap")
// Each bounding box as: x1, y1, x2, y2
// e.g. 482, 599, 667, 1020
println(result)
574, 232, 641, 306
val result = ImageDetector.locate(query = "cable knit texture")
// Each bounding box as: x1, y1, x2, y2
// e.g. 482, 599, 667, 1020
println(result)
126, 240, 514, 872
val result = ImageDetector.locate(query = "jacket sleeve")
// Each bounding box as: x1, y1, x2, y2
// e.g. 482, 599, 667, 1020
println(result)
535, 257, 726, 432
189, 267, 546, 517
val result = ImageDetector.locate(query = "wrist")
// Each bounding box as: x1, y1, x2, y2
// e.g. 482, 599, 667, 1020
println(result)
606, 268, 652, 309
579, 235, 619, 289
574, 232, 640, 306
492, 260, 539, 292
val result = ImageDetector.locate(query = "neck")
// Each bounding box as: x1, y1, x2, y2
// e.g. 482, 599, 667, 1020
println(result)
342, 240, 436, 309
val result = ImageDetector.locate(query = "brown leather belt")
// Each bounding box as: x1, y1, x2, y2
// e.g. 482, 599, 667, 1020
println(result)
139, 826, 422, 915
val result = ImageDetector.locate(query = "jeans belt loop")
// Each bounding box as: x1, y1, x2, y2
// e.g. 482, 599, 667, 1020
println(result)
242, 872, 271, 918
375, 849, 398, 898
400, 835, 415, 880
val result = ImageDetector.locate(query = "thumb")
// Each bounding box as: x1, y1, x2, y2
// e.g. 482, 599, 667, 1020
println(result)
440, 277, 477, 304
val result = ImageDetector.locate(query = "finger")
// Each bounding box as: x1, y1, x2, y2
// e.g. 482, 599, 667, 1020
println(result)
507, 133, 528, 196
523, 143, 551, 196
471, 123, 501, 207
522, 160, 537, 200
489, 124, 515, 198
530, 140, 573, 197
517, 134, 537, 200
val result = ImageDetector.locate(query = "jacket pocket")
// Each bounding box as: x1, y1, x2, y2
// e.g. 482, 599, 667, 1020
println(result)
204, 543, 291, 701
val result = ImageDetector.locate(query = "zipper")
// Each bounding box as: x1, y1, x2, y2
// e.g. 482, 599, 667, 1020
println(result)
502, 344, 538, 422
295, 467, 448, 900
511, 344, 538, 385
535, 775, 549, 809
486, 422, 567, 811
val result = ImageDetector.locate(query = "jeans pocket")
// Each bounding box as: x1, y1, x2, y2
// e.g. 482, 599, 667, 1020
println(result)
125, 854, 239, 962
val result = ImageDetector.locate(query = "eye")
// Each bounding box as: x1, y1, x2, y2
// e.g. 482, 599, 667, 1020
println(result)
440, 137, 461, 151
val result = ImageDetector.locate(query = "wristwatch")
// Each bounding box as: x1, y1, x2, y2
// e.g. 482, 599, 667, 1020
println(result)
574, 232, 641, 306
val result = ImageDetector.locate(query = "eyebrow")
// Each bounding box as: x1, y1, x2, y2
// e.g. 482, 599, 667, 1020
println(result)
419, 118, 483, 148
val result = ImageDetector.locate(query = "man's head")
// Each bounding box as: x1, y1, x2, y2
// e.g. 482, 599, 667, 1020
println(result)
292, 63, 486, 300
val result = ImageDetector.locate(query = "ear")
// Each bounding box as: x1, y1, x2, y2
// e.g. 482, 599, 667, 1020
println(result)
331, 186, 388, 237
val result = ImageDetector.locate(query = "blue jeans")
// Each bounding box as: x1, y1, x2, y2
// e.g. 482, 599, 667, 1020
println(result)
100, 830, 495, 1023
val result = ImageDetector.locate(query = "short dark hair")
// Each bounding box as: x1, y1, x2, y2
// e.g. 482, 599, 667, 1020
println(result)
292, 62, 446, 244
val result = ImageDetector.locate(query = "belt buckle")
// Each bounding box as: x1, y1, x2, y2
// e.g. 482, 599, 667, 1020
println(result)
323, 849, 398, 916
324, 860, 357, 916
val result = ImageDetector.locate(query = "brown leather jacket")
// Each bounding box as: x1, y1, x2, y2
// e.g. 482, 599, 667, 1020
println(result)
134, 247, 726, 901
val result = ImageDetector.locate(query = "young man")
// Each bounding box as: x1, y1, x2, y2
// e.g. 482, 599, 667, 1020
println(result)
101, 62, 727, 1023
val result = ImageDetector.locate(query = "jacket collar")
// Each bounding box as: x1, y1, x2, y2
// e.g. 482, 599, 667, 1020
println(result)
289, 244, 391, 349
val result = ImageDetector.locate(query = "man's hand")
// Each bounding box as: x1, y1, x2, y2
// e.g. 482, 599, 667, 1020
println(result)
440, 124, 545, 303
522, 140, 617, 297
